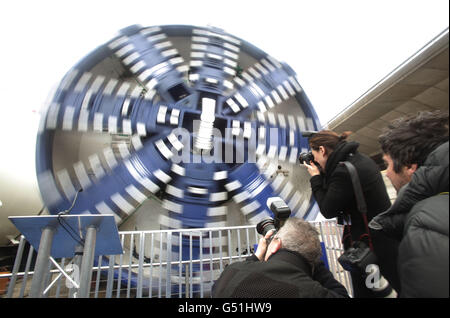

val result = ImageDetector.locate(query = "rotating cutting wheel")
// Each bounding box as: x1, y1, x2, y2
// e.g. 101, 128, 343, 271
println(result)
36, 24, 321, 290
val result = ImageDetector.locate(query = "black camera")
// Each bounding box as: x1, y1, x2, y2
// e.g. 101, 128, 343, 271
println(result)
298, 131, 319, 165
256, 198, 291, 244
338, 241, 397, 297
299, 151, 315, 165
338, 241, 377, 272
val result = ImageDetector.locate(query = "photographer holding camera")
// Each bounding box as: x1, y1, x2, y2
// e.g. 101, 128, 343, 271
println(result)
211, 217, 349, 298
302, 130, 400, 297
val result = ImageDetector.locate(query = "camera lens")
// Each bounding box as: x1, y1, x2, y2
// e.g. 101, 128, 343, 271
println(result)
256, 219, 277, 237
299, 151, 314, 164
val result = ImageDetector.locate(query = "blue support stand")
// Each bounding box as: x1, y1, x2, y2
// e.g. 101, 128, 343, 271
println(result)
9, 214, 123, 298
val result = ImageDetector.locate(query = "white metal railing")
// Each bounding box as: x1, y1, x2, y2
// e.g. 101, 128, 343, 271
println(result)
2, 220, 352, 298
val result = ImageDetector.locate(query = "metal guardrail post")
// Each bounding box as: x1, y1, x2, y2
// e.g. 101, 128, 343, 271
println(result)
19, 245, 35, 298
6, 236, 26, 298
166, 232, 172, 298
185, 263, 190, 298
149, 233, 154, 298
116, 234, 125, 298
94, 255, 102, 298
199, 232, 203, 297
189, 232, 193, 297
30, 226, 55, 298
106, 255, 115, 298
158, 232, 163, 298
127, 233, 134, 298
137, 232, 145, 298
78, 225, 97, 298
69, 245, 83, 298
178, 232, 183, 298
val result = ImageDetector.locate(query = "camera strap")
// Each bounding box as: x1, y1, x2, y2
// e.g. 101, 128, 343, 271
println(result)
340, 161, 374, 251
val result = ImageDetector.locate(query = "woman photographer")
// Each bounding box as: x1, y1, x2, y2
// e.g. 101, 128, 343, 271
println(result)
303, 130, 400, 297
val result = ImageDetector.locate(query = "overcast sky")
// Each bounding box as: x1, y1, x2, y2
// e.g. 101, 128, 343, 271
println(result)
0, 0, 448, 179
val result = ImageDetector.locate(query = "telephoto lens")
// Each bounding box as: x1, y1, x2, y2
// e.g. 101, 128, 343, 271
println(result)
256, 219, 277, 244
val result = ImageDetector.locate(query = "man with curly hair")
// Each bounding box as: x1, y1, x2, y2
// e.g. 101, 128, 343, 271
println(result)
370, 110, 449, 297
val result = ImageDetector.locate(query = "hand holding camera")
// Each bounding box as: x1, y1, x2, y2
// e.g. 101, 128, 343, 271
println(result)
254, 229, 276, 261
299, 151, 321, 176
255, 197, 291, 260
303, 161, 321, 177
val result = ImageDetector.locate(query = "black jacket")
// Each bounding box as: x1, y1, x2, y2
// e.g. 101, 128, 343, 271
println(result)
310, 141, 392, 241
370, 142, 449, 297
211, 249, 349, 298
310, 141, 400, 293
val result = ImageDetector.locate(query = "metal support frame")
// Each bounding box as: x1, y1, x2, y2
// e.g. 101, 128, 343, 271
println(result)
8, 214, 122, 298
29, 226, 55, 298
69, 245, 83, 297
26, 225, 99, 298
78, 225, 97, 298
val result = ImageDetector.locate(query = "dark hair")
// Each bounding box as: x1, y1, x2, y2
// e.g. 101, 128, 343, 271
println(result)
309, 130, 352, 153
378, 110, 449, 173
